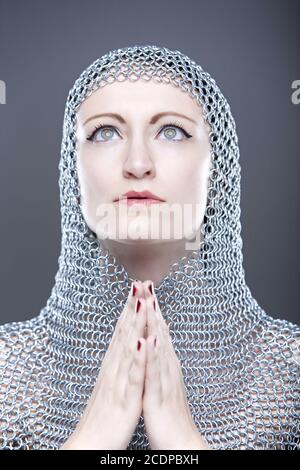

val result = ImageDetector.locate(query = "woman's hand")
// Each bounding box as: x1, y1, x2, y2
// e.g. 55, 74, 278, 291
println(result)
60, 280, 147, 450
140, 280, 210, 450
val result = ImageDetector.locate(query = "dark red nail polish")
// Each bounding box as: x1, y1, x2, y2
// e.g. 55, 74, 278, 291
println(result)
136, 299, 141, 313
133, 284, 137, 296
154, 336, 157, 347
137, 340, 141, 351
148, 283, 153, 295
153, 300, 156, 311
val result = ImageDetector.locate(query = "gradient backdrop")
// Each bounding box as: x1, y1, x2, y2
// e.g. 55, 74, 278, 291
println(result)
0, 0, 299, 325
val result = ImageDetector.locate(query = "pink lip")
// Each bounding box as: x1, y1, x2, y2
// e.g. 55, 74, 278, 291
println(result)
114, 190, 165, 202
115, 198, 164, 206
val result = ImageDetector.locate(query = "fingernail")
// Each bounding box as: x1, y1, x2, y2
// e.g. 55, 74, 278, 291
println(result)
137, 339, 142, 351
148, 282, 154, 295
135, 299, 141, 313
131, 281, 138, 296
153, 299, 156, 311
154, 336, 157, 347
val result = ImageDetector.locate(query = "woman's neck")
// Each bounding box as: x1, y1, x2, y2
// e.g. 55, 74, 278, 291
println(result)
100, 238, 198, 286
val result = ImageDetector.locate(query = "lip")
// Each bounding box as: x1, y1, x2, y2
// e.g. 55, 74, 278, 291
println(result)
116, 198, 164, 206
114, 190, 165, 203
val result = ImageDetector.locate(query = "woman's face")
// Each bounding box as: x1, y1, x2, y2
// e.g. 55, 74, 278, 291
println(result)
76, 79, 212, 247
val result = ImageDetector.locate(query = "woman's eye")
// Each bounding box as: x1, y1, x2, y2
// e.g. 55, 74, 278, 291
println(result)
86, 124, 191, 143
159, 125, 188, 141
87, 126, 119, 142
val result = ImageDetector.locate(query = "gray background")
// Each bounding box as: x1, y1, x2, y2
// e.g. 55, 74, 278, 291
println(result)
0, 0, 299, 325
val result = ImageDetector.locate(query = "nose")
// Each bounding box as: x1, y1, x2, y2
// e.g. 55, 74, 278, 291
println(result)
123, 138, 155, 179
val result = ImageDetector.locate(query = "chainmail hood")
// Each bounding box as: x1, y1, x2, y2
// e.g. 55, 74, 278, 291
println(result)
0, 44, 299, 450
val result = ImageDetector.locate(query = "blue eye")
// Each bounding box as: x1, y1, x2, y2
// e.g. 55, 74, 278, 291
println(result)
159, 124, 191, 141
87, 126, 118, 142
86, 122, 192, 142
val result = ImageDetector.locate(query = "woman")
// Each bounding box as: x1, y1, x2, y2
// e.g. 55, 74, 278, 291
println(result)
0, 44, 299, 450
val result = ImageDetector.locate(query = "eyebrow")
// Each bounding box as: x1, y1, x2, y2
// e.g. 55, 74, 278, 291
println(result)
82, 111, 197, 126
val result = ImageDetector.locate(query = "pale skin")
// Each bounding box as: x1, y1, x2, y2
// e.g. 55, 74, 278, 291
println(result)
61, 79, 212, 449
76, 79, 212, 285
61, 279, 210, 450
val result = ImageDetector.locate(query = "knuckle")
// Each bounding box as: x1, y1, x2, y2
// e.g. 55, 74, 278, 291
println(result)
129, 340, 136, 355
125, 342, 135, 358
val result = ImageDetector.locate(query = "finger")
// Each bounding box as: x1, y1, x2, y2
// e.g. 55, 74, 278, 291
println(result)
119, 297, 147, 373
119, 279, 144, 324
144, 334, 161, 403
144, 290, 180, 378
145, 295, 156, 339
152, 331, 180, 394
126, 336, 147, 397
142, 280, 178, 369
154, 326, 173, 399
142, 279, 155, 299
109, 280, 143, 351
145, 290, 166, 343
143, 280, 165, 323
133, 297, 149, 343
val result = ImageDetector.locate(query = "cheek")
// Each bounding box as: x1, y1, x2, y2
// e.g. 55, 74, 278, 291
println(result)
76, 150, 118, 233
178, 155, 211, 206
77, 150, 111, 201
193, 159, 211, 203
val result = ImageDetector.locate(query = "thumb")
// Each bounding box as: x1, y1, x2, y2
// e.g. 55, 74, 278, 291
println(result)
144, 335, 160, 396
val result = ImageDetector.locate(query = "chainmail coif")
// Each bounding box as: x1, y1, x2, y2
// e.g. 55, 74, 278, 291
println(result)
0, 44, 299, 450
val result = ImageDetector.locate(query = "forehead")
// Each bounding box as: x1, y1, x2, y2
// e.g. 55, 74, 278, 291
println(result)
76, 79, 204, 123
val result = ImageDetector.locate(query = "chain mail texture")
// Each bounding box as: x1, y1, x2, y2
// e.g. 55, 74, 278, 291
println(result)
0, 44, 299, 450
